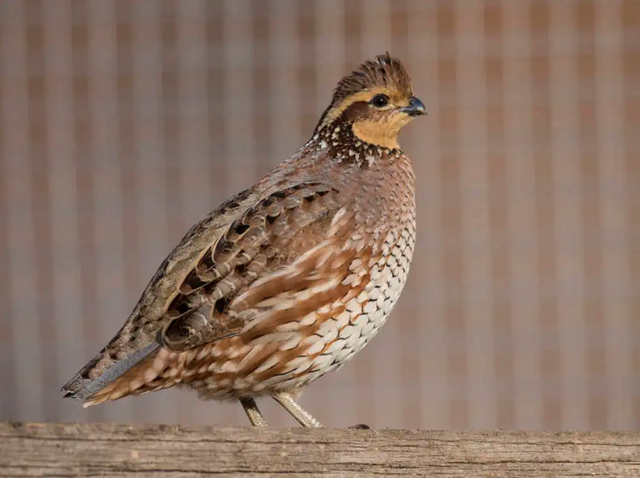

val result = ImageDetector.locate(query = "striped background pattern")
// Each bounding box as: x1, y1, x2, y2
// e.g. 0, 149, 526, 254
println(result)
0, 0, 638, 430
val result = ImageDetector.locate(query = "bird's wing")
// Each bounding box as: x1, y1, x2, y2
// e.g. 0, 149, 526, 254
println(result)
158, 182, 360, 351
61, 186, 258, 398
62, 181, 360, 399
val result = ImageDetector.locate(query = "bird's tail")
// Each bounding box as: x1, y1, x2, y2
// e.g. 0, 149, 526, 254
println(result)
61, 342, 178, 406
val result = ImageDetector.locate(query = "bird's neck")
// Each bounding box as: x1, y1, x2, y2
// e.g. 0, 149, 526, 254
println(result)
307, 120, 402, 168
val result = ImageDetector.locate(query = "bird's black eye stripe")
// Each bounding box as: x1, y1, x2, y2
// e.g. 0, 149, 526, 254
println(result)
370, 94, 389, 108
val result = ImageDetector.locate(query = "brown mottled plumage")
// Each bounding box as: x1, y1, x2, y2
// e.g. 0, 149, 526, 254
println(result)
62, 54, 426, 427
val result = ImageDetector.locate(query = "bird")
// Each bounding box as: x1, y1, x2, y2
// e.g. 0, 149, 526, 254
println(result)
62, 54, 426, 428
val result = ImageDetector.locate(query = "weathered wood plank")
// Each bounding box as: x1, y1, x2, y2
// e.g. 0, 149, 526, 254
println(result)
0, 422, 639, 477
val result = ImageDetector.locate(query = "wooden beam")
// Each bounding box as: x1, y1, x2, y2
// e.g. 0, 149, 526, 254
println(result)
1, 422, 639, 477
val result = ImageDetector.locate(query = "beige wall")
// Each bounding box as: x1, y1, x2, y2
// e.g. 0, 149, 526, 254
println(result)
0, 0, 638, 430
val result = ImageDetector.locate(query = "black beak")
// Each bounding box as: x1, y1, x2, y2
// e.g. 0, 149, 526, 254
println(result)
402, 96, 427, 116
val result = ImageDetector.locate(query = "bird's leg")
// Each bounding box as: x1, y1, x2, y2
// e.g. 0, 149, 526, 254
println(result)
239, 397, 268, 427
272, 391, 323, 428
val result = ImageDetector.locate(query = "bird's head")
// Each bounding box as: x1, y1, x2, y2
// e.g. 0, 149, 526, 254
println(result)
315, 54, 426, 150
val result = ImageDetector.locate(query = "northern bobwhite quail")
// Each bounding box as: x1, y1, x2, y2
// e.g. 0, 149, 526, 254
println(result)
62, 54, 426, 427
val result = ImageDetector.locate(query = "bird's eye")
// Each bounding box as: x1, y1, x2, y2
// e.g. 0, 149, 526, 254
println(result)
370, 94, 389, 108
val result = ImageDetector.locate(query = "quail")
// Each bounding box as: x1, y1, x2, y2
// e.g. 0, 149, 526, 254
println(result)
62, 54, 426, 428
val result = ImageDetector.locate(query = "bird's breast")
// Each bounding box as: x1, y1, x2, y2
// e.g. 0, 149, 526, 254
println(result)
299, 223, 416, 380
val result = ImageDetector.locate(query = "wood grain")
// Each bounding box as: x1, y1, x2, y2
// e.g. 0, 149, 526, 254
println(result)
1, 422, 639, 477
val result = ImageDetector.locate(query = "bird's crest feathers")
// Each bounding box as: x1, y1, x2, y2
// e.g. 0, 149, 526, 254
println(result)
317, 53, 414, 132
333, 53, 412, 105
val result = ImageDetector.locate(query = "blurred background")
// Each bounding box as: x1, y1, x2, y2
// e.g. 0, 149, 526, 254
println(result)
0, 0, 638, 431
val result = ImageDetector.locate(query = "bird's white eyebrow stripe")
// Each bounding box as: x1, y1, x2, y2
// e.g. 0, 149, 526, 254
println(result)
320, 87, 411, 130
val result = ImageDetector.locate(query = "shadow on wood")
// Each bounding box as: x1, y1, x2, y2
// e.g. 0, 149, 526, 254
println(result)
1, 422, 639, 477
